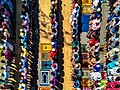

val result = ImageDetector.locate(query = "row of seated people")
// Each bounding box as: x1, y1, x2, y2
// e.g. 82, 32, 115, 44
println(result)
87, 0, 107, 90
0, 0, 16, 88
49, 0, 60, 90
105, 0, 120, 89
70, 0, 81, 89
18, 0, 31, 89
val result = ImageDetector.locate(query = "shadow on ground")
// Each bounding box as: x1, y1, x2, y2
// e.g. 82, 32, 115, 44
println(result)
57, 0, 64, 90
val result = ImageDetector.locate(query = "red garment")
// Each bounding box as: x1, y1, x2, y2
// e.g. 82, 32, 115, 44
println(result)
89, 38, 98, 45
73, 3, 77, 8
52, 63, 57, 68
2, 22, 8, 29
51, 20, 55, 25
101, 72, 106, 79
106, 82, 119, 89
50, 48, 57, 57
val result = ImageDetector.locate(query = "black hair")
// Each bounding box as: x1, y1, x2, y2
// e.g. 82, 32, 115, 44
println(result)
51, 86, 55, 89
19, 43, 24, 46
50, 80, 54, 84
22, 1, 26, 4
74, 54, 78, 58
115, 18, 119, 23
0, 8, 5, 12
51, 72, 55, 76
20, 50, 24, 53
117, 68, 120, 72
74, 69, 78, 74
115, 41, 119, 47
52, 55, 58, 61
115, 33, 119, 38
72, 76, 76, 81
20, 74, 23, 77
1, 67, 4, 69
96, 57, 100, 61
1, 60, 5, 63
115, 25, 119, 30
74, 41, 78, 45
22, 4, 26, 9
22, 25, 27, 29
21, 11, 26, 16
114, 55, 118, 59
21, 56, 24, 59
18, 36, 23, 39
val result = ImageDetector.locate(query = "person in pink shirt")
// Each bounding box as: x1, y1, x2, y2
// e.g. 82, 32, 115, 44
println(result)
2, 21, 8, 29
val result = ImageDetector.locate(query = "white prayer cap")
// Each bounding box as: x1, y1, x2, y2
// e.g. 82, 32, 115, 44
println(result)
75, 3, 78, 7
51, 35, 53, 38
96, 64, 100, 68
76, 88, 81, 90
1, 46, 3, 49
73, 18, 77, 21
115, 48, 119, 53
3, 32, 7, 36
0, 28, 3, 31
73, 35, 75, 37
20, 29, 23, 32
20, 15, 24, 18
4, 29, 8, 32
95, 43, 99, 46
97, 8, 101, 12
116, 62, 119, 65
2, 15, 5, 17
95, 49, 99, 52
52, 48, 55, 51
51, 42, 54, 45
4, 40, 6, 42
4, 19, 7, 21
4, 21, 7, 24
75, 64, 78, 68
51, 1, 55, 4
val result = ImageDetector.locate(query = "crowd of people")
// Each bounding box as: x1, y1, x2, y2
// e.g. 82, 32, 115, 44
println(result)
0, 0, 119, 89
18, 0, 32, 89
49, 0, 60, 89
105, 0, 120, 89
70, 0, 81, 89
0, 0, 16, 87
86, 0, 108, 89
